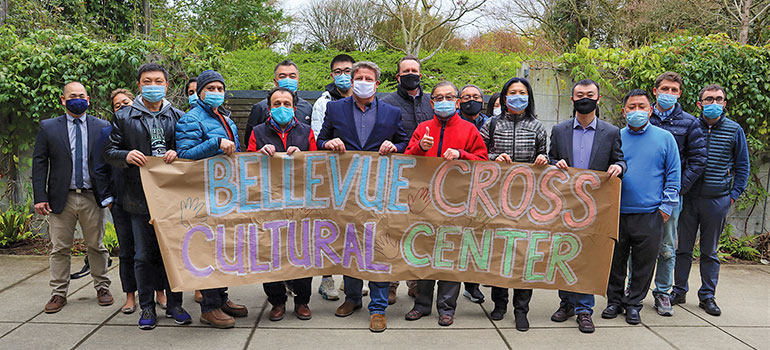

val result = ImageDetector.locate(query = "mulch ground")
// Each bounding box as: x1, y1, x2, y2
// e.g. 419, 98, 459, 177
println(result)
0, 237, 88, 256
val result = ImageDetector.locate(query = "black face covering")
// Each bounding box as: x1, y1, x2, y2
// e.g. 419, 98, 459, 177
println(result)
574, 97, 598, 114
460, 100, 483, 116
399, 74, 421, 90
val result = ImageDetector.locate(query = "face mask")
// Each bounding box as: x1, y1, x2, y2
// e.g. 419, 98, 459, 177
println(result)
399, 74, 421, 90
203, 91, 225, 108
493, 107, 502, 116
574, 97, 598, 114
271, 106, 295, 125
702, 103, 723, 119
334, 74, 351, 91
656, 93, 678, 110
188, 94, 198, 106
142, 85, 166, 103
278, 78, 298, 92
506, 94, 529, 112
65, 98, 89, 115
626, 110, 649, 128
460, 100, 483, 116
434, 100, 456, 118
353, 80, 376, 99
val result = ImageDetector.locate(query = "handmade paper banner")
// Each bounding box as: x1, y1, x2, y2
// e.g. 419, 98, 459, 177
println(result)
140, 151, 621, 295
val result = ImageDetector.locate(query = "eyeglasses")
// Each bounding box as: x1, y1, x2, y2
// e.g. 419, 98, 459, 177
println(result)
460, 94, 482, 102
701, 96, 725, 104
432, 95, 456, 102
332, 68, 352, 76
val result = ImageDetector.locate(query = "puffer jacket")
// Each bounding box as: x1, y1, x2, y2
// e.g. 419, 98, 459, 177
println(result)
176, 102, 240, 160
649, 102, 707, 194
380, 84, 433, 138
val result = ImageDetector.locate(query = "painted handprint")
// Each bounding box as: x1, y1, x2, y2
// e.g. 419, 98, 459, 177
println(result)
407, 187, 431, 214
466, 211, 494, 230
374, 231, 400, 260
180, 197, 207, 228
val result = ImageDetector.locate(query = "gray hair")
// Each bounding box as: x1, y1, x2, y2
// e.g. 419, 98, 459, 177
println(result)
460, 84, 484, 98
274, 60, 299, 76
431, 81, 459, 96
351, 61, 381, 81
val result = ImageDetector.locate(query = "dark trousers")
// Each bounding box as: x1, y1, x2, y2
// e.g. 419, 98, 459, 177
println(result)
607, 212, 664, 309
201, 288, 228, 313
131, 213, 182, 310
464, 282, 480, 292
264, 278, 312, 306
490, 287, 533, 315
111, 202, 136, 293
674, 195, 731, 301
412, 280, 461, 316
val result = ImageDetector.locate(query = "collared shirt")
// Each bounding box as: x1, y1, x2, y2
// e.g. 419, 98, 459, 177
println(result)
66, 113, 91, 189
353, 100, 377, 145
572, 117, 597, 169
654, 104, 675, 120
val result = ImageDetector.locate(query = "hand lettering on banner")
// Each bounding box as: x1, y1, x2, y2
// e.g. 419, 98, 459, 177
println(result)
374, 231, 400, 260
180, 197, 207, 228
407, 187, 431, 214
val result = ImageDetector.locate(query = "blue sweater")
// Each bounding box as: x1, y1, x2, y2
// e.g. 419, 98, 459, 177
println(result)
620, 123, 681, 215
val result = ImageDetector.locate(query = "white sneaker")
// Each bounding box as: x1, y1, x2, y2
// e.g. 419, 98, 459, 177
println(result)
318, 277, 340, 300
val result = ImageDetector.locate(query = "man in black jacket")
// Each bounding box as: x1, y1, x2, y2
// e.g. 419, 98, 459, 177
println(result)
33, 81, 113, 314
105, 63, 190, 330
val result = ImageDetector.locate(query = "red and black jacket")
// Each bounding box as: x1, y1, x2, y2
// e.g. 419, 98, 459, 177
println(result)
247, 117, 317, 152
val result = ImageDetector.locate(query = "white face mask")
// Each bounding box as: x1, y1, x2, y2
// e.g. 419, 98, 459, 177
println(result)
493, 107, 502, 116
353, 80, 376, 99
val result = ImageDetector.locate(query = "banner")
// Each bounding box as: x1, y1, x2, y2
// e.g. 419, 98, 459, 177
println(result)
140, 152, 620, 295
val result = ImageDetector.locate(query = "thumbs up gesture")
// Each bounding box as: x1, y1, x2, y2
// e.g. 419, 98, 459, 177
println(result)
419, 126, 434, 152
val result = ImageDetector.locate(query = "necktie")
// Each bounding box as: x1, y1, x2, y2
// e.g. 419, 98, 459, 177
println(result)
74, 118, 83, 189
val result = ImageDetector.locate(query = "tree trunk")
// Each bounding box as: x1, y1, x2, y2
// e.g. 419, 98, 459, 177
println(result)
143, 0, 151, 37
739, 0, 753, 44
0, 0, 8, 25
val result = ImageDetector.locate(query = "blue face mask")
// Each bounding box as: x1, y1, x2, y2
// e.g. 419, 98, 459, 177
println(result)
702, 103, 723, 119
626, 110, 649, 128
334, 74, 351, 91
657, 93, 678, 110
188, 94, 198, 106
271, 106, 295, 125
434, 100, 456, 118
142, 85, 166, 103
203, 91, 225, 108
65, 98, 89, 115
278, 78, 298, 92
506, 94, 529, 112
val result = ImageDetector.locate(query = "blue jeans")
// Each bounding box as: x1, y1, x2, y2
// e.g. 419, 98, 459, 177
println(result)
654, 200, 683, 294
558, 291, 595, 315
674, 195, 730, 301
343, 276, 389, 315
131, 213, 182, 310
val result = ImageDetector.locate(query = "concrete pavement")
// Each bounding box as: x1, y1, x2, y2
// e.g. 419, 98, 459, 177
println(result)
0, 255, 767, 349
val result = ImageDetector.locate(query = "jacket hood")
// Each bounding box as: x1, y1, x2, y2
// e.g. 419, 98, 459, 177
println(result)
132, 96, 173, 116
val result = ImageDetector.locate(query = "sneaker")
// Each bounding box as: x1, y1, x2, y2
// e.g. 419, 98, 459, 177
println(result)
318, 277, 340, 301
462, 287, 485, 304
138, 308, 157, 330
165, 306, 192, 325
654, 292, 674, 316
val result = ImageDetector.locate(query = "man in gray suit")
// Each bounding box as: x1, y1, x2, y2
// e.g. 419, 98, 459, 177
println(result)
32, 81, 113, 314
547, 79, 626, 333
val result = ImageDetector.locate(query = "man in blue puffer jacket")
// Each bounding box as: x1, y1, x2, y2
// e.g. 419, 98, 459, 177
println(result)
175, 70, 248, 328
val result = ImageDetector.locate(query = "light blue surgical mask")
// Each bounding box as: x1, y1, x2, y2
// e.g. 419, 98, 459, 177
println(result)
434, 100, 456, 118
202, 91, 225, 108
271, 106, 294, 125
278, 78, 298, 92
506, 94, 528, 112
142, 85, 166, 103
657, 93, 678, 110
188, 93, 198, 106
702, 103, 723, 119
626, 110, 649, 128
334, 74, 351, 91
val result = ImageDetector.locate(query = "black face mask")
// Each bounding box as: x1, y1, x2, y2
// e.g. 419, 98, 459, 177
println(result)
574, 97, 598, 114
460, 100, 483, 116
399, 74, 421, 91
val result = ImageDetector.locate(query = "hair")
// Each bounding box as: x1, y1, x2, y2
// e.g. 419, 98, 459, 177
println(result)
622, 88, 652, 106
110, 88, 135, 102
571, 79, 600, 96
136, 62, 168, 82
274, 60, 299, 76
500, 77, 536, 118
699, 84, 726, 100
396, 55, 421, 74
351, 61, 381, 81
183, 77, 197, 96
267, 86, 297, 107
330, 54, 355, 71
460, 84, 484, 98
486, 92, 501, 116
432, 81, 459, 96
655, 71, 683, 89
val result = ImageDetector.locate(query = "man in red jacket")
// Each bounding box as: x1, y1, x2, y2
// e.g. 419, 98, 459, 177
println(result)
404, 81, 488, 326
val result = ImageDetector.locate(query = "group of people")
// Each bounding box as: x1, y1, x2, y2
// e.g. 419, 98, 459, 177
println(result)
31, 53, 750, 334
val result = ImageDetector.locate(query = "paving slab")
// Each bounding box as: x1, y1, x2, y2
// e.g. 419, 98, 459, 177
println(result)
246, 328, 509, 348
77, 324, 252, 350
0, 255, 50, 291
30, 266, 121, 325
0, 323, 96, 350
0, 322, 21, 338
650, 326, 754, 350
501, 327, 672, 349
720, 327, 770, 350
